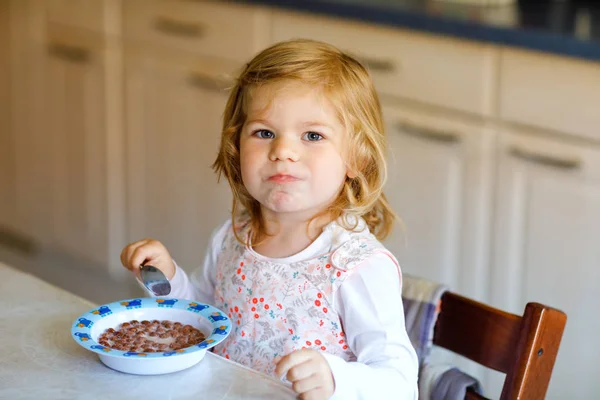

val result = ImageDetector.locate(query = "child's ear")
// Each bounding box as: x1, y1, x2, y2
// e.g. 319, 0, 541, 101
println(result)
346, 167, 358, 179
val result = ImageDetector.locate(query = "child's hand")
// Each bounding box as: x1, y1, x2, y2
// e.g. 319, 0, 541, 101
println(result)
120, 239, 176, 281
275, 349, 335, 400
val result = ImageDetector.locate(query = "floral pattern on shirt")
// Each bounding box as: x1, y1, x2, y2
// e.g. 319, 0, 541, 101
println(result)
212, 220, 398, 376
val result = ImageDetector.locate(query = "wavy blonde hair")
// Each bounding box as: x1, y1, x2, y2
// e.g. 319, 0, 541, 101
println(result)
213, 39, 398, 243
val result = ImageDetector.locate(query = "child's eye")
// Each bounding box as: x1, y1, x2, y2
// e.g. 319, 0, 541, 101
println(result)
253, 129, 275, 139
303, 132, 323, 141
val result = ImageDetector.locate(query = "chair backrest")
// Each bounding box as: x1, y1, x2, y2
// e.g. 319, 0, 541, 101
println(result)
433, 292, 567, 400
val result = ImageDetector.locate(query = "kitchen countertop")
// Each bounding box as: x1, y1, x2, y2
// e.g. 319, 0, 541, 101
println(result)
232, 0, 600, 62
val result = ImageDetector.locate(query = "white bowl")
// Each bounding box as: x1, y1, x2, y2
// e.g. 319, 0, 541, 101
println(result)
71, 297, 231, 375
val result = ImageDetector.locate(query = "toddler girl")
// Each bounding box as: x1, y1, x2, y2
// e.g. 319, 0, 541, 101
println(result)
121, 39, 418, 400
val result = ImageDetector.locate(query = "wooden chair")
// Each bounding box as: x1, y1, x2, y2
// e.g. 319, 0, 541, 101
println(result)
433, 292, 567, 400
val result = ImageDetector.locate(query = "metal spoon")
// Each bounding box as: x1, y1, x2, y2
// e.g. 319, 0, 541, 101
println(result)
140, 264, 172, 296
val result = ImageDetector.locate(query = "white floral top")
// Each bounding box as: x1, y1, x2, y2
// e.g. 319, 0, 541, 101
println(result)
212, 219, 392, 375
167, 217, 419, 400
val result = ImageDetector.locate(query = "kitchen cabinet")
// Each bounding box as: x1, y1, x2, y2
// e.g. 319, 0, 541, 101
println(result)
382, 102, 496, 303
499, 48, 600, 143
123, 47, 234, 274
491, 128, 600, 399
44, 0, 121, 35
122, 0, 271, 274
41, 23, 125, 274
0, 0, 14, 232
6, 0, 50, 243
271, 10, 498, 117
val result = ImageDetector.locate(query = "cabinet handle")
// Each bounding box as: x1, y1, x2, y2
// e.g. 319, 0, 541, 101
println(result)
509, 147, 581, 170
153, 16, 204, 38
396, 121, 461, 144
48, 43, 90, 64
187, 72, 227, 93
353, 54, 396, 74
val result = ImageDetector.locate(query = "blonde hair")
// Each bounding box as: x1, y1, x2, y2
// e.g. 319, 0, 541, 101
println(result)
213, 39, 398, 243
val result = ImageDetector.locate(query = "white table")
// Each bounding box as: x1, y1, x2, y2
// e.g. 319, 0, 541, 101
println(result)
0, 262, 296, 399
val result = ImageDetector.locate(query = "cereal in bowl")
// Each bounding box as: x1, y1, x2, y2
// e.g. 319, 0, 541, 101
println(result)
97, 319, 206, 353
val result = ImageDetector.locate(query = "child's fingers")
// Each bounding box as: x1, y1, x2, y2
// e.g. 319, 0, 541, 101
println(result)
291, 371, 320, 394
129, 240, 157, 270
287, 359, 316, 383
274, 349, 316, 379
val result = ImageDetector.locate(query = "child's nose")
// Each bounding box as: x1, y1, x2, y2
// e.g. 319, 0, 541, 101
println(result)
269, 137, 299, 162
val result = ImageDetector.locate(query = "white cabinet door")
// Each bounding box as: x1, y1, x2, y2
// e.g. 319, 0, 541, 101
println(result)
0, 0, 14, 232
492, 130, 600, 399
382, 103, 496, 386
42, 24, 124, 273
6, 0, 47, 242
382, 104, 495, 302
124, 49, 233, 275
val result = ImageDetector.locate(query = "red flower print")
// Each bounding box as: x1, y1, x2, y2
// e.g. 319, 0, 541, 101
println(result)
237, 268, 241, 274
251, 307, 256, 312
237, 287, 242, 293
230, 307, 233, 312
240, 261, 244, 266
225, 354, 230, 359
237, 320, 240, 325
241, 331, 246, 337
336, 271, 341, 277
228, 313, 232, 318
306, 341, 312, 346
325, 264, 331, 269
323, 307, 328, 313
343, 345, 348, 350
340, 332, 345, 337
238, 313, 242, 318
259, 297, 264, 302
339, 339, 344, 344
317, 293, 322, 299
315, 300, 321, 307
252, 298, 258, 304
241, 275, 246, 280
264, 304, 269, 310
234, 306, 239, 312
319, 320, 324, 326
254, 314, 259, 319
288, 328, 293, 335
321, 346, 326, 351
315, 339, 322, 345
277, 303, 283, 309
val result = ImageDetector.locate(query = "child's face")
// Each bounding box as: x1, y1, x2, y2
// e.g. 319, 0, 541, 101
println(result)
239, 81, 350, 220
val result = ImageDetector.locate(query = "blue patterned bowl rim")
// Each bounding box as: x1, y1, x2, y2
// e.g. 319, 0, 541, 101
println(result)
71, 297, 231, 358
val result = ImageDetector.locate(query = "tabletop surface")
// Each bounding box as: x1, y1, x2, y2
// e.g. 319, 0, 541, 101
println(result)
0, 262, 296, 400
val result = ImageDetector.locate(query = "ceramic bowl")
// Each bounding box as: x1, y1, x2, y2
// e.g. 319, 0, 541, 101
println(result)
71, 297, 231, 375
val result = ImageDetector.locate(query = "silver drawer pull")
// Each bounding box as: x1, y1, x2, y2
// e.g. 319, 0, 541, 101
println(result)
509, 147, 581, 170
396, 122, 461, 144
353, 54, 396, 73
48, 43, 90, 64
187, 72, 228, 93
153, 16, 204, 38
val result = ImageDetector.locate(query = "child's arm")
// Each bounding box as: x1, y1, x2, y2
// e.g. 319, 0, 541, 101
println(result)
325, 253, 419, 400
164, 220, 231, 304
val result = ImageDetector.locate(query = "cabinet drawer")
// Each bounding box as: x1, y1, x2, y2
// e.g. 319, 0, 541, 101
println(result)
124, 0, 270, 63
499, 48, 600, 142
272, 11, 496, 116
45, 0, 120, 35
